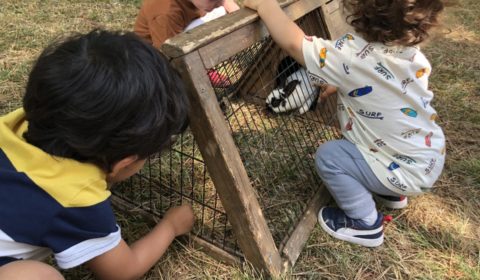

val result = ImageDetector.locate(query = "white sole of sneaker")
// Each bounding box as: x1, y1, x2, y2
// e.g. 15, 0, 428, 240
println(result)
375, 195, 408, 209
317, 209, 384, 248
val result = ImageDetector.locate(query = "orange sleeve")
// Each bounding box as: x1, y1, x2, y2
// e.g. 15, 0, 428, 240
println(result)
149, 14, 184, 48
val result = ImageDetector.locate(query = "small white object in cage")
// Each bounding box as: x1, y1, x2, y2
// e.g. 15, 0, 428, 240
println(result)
266, 68, 320, 114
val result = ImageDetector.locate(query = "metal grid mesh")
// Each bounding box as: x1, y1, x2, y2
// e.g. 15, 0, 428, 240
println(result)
113, 8, 339, 258
112, 131, 241, 256
210, 9, 340, 246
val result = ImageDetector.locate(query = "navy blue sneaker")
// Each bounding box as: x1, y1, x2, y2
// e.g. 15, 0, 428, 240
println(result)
318, 207, 384, 247
375, 194, 408, 209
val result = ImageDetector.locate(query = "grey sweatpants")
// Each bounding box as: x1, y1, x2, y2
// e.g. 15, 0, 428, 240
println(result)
315, 139, 399, 219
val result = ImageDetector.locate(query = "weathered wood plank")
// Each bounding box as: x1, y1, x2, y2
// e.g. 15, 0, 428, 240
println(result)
171, 51, 284, 276
321, 0, 352, 39
161, 7, 269, 59
187, 235, 242, 266
110, 195, 242, 266
161, 0, 328, 61
197, 0, 328, 69
279, 187, 331, 267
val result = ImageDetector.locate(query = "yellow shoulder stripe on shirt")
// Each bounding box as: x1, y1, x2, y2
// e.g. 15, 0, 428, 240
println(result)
0, 109, 110, 207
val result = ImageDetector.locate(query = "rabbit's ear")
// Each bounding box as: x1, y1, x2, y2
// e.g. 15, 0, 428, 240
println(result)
277, 74, 287, 88
283, 80, 301, 97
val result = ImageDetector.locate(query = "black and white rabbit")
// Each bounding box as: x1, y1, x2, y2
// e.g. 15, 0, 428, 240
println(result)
266, 57, 320, 114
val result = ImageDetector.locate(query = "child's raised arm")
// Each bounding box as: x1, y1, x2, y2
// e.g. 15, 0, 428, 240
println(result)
244, 0, 305, 66
86, 205, 194, 280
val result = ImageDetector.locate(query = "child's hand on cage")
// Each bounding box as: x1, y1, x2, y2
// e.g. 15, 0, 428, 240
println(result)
163, 204, 195, 236
316, 84, 337, 104
224, 0, 240, 13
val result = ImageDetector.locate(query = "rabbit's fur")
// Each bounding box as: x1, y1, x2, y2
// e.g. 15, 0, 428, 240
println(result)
266, 65, 319, 114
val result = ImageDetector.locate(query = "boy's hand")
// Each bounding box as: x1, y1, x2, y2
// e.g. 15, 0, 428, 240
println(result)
88, 204, 195, 280
163, 204, 195, 236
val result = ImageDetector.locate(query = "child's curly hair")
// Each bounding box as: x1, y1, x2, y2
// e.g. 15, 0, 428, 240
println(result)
344, 0, 444, 46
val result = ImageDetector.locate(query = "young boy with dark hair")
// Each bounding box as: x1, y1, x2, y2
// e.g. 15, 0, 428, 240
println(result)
0, 29, 194, 279
244, 0, 446, 247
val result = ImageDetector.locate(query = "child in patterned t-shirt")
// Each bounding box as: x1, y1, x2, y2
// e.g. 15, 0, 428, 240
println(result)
244, 0, 446, 247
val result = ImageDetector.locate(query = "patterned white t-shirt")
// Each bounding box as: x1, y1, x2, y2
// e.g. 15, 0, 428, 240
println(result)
303, 33, 446, 195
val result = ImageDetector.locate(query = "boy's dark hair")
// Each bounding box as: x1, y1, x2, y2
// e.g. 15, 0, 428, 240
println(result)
23, 30, 189, 171
345, 0, 444, 46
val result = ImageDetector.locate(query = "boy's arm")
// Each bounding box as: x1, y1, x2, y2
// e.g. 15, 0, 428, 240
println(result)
244, 0, 305, 66
86, 205, 194, 280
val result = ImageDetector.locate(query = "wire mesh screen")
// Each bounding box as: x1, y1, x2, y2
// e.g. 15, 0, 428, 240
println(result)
112, 7, 340, 259
112, 131, 241, 257
209, 8, 340, 246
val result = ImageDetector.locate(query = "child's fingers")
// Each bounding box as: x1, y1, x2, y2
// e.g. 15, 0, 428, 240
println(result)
313, 84, 337, 103
322, 85, 337, 97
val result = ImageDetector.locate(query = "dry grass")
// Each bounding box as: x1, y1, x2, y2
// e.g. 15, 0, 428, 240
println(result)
1, 0, 479, 279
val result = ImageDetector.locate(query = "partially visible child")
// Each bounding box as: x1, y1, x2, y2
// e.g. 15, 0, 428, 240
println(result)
244, 0, 446, 247
134, 0, 240, 48
0, 30, 194, 279
135, 0, 239, 87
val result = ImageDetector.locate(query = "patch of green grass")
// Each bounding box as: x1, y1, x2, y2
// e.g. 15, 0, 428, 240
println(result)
450, 0, 480, 36
450, 159, 480, 186
457, 256, 480, 280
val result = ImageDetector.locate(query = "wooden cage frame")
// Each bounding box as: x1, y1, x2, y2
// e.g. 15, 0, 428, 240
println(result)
157, 0, 350, 276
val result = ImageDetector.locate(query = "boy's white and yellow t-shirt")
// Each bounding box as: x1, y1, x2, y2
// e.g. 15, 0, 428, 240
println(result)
0, 109, 121, 268
303, 33, 445, 195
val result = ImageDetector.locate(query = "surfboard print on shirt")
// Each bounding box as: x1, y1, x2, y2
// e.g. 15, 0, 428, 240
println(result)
348, 86, 373, 97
